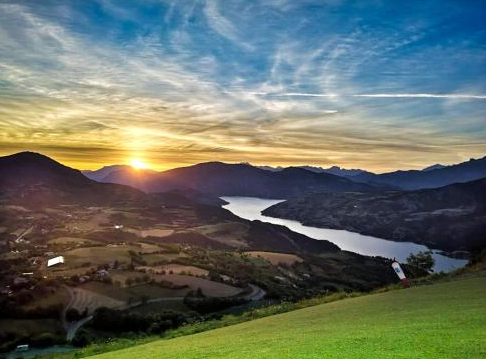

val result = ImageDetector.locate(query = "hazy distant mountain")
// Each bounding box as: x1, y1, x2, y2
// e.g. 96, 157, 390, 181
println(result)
263, 177, 486, 252
305, 165, 371, 177
82, 165, 131, 181
421, 164, 446, 172
102, 162, 381, 198
254, 164, 370, 177
352, 156, 486, 190
253, 165, 284, 172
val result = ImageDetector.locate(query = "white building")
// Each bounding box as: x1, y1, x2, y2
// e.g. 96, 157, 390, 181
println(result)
47, 256, 65, 267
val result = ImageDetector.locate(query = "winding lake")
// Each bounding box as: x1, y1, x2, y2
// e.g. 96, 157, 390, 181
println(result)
222, 196, 468, 272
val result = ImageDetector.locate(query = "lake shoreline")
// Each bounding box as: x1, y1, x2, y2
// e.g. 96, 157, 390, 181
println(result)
261, 211, 470, 261
221, 196, 468, 272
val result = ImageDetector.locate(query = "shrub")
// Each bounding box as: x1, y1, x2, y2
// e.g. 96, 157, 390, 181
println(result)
406, 251, 435, 277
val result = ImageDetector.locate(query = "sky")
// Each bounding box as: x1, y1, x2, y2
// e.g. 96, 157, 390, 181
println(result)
0, 0, 485, 172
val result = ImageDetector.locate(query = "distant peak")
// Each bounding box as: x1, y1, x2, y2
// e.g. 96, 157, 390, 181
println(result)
422, 164, 446, 172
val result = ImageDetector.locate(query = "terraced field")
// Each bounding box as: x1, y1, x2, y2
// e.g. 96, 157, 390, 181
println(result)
71, 287, 124, 314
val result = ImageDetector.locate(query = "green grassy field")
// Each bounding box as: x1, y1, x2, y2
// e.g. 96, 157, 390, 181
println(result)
87, 276, 486, 359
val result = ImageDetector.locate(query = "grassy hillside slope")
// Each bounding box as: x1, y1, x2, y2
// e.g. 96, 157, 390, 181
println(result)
88, 276, 486, 359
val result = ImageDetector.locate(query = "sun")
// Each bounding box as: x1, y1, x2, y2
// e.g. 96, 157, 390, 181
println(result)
130, 158, 149, 170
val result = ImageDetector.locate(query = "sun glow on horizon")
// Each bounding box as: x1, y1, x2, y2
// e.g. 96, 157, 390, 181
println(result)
130, 158, 150, 170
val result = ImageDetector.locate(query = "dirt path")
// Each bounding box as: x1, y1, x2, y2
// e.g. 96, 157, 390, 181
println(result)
243, 284, 266, 301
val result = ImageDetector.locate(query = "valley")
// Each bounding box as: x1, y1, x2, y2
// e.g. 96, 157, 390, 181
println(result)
0, 152, 484, 358
0, 153, 398, 355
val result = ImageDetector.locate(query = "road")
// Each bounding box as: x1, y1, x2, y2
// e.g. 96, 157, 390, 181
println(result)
15, 225, 34, 242
244, 284, 266, 301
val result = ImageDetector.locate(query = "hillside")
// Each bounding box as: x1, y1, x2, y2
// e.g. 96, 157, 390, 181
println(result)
0, 152, 147, 207
353, 156, 486, 190
0, 152, 340, 254
98, 162, 381, 198
263, 178, 486, 252
85, 276, 486, 359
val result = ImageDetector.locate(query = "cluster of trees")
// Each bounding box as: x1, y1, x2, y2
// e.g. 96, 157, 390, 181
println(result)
183, 289, 249, 314
0, 331, 65, 353
0, 295, 62, 320
89, 307, 194, 335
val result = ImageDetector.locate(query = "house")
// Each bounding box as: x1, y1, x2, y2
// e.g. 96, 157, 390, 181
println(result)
96, 269, 109, 278
15, 344, 29, 352
47, 256, 64, 267
79, 275, 90, 283
13, 277, 28, 285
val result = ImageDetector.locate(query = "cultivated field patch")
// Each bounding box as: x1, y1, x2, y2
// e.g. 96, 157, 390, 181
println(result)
137, 264, 209, 276
245, 251, 303, 266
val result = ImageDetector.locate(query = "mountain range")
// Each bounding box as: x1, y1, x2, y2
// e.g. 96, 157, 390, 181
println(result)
351, 157, 486, 190
83, 162, 379, 198
84, 156, 486, 195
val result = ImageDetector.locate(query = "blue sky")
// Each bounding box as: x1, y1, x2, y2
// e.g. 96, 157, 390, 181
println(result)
0, 0, 485, 171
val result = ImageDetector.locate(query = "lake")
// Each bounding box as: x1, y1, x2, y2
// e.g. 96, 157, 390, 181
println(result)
221, 196, 468, 272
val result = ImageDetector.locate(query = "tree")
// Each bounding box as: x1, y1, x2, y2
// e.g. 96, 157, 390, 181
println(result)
406, 251, 435, 277
66, 308, 83, 322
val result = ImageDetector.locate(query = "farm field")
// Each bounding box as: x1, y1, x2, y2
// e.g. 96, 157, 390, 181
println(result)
244, 251, 303, 266
193, 222, 249, 247
62, 244, 160, 266
48, 237, 102, 245
24, 285, 71, 310
136, 264, 209, 276
71, 286, 124, 314
124, 228, 175, 238
87, 276, 486, 359
74, 282, 188, 303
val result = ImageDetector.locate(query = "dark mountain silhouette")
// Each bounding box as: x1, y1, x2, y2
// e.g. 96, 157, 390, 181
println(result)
100, 162, 381, 198
263, 177, 486, 252
0, 152, 147, 207
352, 156, 486, 190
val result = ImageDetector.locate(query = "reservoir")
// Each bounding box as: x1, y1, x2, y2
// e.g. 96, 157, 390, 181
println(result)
222, 196, 468, 272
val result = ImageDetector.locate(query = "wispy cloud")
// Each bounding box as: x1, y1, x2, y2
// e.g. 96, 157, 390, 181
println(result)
203, 0, 254, 51
0, 0, 485, 172
353, 94, 486, 100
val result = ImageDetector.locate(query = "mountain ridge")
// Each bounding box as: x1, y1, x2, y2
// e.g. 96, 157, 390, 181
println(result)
263, 177, 486, 252
98, 161, 381, 198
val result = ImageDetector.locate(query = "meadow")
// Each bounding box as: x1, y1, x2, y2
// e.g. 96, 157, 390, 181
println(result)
85, 276, 486, 359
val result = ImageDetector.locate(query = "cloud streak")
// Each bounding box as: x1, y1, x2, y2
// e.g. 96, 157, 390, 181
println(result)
353, 94, 486, 100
